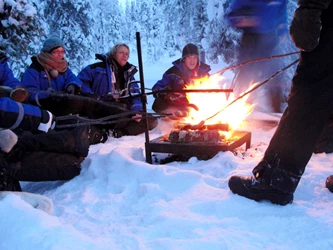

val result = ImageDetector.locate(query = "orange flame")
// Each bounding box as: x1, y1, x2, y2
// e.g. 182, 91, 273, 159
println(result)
183, 74, 253, 137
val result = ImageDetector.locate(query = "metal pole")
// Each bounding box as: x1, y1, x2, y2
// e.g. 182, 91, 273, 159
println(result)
136, 32, 152, 163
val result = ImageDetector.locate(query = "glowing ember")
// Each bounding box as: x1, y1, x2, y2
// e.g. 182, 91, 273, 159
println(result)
183, 74, 253, 137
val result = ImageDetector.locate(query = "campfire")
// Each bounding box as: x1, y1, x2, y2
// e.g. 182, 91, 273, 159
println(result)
145, 74, 253, 164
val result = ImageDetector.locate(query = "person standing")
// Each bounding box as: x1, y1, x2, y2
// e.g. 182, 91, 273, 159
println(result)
228, 0, 333, 205
225, 0, 288, 113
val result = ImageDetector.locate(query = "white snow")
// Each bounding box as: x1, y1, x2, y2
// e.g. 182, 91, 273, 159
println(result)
1, 55, 333, 250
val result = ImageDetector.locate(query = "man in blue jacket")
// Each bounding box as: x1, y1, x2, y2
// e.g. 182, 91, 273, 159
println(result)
225, 0, 288, 113
78, 44, 158, 137
152, 43, 211, 119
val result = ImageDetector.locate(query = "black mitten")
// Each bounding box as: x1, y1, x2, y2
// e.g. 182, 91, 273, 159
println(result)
66, 84, 80, 95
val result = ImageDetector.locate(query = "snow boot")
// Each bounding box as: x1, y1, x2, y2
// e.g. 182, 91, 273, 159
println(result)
228, 175, 294, 205
325, 175, 333, 193
0, 155, 21, 191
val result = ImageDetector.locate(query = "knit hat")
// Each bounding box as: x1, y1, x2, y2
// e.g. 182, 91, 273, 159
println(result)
182, 43, 199, 59
42, 36, 65, 52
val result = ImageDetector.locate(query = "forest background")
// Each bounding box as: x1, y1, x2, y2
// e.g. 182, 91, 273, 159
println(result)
1, 0, 298, 78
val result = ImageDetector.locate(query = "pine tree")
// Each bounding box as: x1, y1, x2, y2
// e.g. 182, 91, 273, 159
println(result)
43, 0, 95, 74
0, 0, 46, 77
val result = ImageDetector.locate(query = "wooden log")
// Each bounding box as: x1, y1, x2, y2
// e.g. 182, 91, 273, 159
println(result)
168, 129, 225, 143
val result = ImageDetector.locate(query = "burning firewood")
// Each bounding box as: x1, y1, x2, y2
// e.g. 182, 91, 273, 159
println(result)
168, 129, 226, 143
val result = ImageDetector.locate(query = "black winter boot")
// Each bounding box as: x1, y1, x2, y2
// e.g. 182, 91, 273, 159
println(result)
228, 175, 294, 205
0, 155, 21, 191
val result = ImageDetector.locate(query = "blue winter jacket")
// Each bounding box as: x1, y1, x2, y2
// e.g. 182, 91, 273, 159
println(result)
225, 0, 288, 35
0, 57, 21, 88
0, 97, 46, 132
152, 59, 211, 97
78, 54, 142, 112
21, 56, 82, 102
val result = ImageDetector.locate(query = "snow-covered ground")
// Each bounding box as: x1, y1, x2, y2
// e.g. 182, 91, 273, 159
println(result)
1, 54, 333, 250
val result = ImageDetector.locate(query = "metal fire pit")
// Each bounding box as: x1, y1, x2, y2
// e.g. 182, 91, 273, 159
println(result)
134, 32, 251, 164
145, 130, 251, 164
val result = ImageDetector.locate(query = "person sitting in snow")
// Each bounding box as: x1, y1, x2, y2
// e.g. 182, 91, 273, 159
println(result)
78, 43, 158, 137
0, 93, 104, 192
0, 59, 106, 192
0, 49, 29, 102
0, 122, 100, 192
152, 43, 211, 119
20, 36, 86, 102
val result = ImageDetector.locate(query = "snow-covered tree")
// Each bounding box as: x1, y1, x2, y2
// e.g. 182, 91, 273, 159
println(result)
0, 0, 46, 77
43, 0, 95, 74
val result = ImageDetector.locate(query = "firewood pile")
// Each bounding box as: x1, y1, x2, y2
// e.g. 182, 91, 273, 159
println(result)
168, 129, 225, 144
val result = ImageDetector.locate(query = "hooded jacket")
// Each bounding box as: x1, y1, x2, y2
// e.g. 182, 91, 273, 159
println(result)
152, 58, 211, 96
21, 56, 82, 102
78, 54, 142, 112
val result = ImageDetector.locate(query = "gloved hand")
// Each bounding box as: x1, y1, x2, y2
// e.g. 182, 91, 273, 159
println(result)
38, 110, 56, 133
169, 79, 185, 91
290, 7, 322, 52
99, 94, 116, 103
10, 87, 28, 102
66, 84, 80, 95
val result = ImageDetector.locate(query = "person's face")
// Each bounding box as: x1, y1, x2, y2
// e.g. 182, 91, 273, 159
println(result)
51, 47, 65, 60
184, 55, 198, 70
115, 46, 129, 66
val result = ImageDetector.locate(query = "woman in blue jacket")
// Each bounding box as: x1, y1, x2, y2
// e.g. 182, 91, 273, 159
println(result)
78, 43, 157, 137
21, 36, 83, 102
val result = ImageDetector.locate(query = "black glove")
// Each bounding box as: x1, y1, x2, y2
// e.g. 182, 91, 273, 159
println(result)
66, 84, 80, 95
99, 94, 116, 103
290, 7, 322, 52
10, 87, 28, 102
169, 80, 185, 91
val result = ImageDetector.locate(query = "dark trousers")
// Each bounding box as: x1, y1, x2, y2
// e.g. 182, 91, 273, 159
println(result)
261, 24, 333, 193
4, 127, 90, 186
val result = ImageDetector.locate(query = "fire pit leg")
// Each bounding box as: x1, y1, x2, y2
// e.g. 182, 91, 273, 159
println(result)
246, 134, 251, 150
145, 143, 153, 164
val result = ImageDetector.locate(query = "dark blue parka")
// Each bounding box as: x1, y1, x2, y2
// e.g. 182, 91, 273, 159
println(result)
0, 56, 21, 89
152, 58, 211, 96
225, 0, 288, 35
21, 56, 82, 102
78, 54, 142, 112
0, 97, 48, 132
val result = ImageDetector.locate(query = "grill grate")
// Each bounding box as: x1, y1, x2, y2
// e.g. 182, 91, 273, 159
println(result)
145, 130, 251, 164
